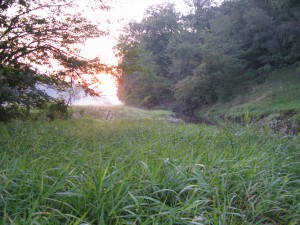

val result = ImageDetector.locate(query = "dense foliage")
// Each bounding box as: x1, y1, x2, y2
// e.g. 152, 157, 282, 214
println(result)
117, 0, 300, 115
0, 0, 109, 121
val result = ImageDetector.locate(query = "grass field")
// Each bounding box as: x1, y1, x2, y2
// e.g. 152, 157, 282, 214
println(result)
203, 66, 300, 118
0, 107, 299, 224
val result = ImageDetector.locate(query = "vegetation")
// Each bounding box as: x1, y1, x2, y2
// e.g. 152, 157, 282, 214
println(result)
0, 0, 110, 121
72, 105, 171, 121
0, 107, 299, 224
1, 0, 299, 224
192, 65, 300, 136
116, 0, 300, 116
204, 66, 300, 117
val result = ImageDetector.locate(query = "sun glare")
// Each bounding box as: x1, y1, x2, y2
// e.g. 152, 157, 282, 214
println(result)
94, 74, 118, 96
82, 38, 118, 66
90, 73, 121, 105
75, 37, 121, 105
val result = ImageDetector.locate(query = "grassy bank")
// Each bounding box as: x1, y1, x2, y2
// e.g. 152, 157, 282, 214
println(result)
0, 108, 299, 224
197, 66, 300, 134
212, 66, 300, 117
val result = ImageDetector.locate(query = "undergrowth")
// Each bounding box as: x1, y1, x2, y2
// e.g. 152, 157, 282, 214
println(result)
0, 115, 299, 224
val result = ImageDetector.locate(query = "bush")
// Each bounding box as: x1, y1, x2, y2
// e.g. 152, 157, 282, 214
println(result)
0, 105, 30, 122
46, 100, 69, 121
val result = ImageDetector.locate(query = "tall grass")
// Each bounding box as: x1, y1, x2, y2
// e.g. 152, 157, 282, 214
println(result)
0, 114, 299, 224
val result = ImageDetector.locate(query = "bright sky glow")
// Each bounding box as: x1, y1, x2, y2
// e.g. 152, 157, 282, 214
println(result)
73, 73, 121, 106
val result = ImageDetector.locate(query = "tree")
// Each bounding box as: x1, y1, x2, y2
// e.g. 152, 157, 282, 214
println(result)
183, 0, 215, 31
116, 0, 300, 117
141, 3, 180, 78
116, 3, 179, 107
0, 0, 110, 120
117, 43, 158, 107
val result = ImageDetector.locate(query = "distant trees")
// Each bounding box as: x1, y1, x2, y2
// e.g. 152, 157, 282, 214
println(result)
116, 0, 300, 115
0, 0, 110, 121
117, 3, 179, 107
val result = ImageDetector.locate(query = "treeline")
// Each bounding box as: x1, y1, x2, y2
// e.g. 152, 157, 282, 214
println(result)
116, 0, 300, 115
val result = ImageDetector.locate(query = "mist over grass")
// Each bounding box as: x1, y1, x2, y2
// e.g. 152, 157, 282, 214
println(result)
0, 108, 299, 224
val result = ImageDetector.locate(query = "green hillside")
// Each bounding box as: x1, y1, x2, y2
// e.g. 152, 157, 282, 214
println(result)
206, 66, 300, 117
199, 66, 300, 134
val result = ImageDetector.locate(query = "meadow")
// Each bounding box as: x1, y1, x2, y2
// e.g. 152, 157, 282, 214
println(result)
0, 106, 299, 225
